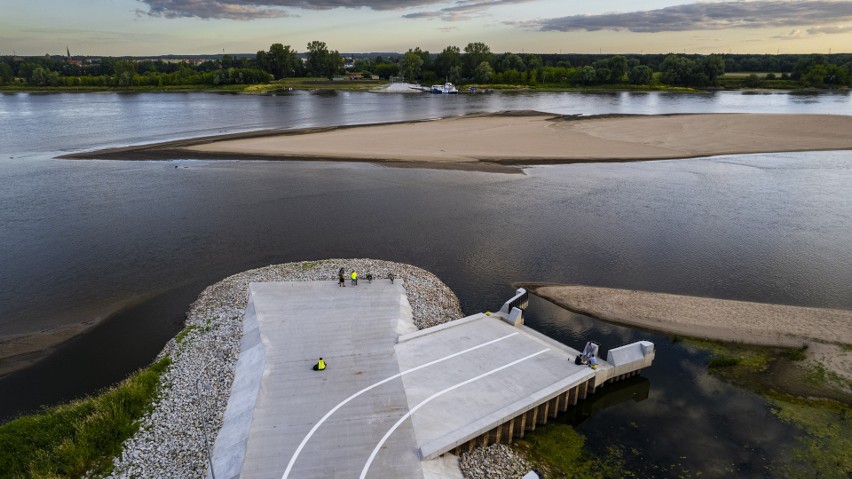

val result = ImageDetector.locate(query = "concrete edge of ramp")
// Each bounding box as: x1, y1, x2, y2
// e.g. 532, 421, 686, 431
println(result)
418, 368, 596, 460
209, 288, 264, 479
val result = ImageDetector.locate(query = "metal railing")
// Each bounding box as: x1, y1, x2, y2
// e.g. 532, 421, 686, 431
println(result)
500, 288, 529, 315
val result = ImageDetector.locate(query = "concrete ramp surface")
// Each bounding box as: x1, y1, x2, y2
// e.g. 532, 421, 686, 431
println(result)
211, 281, 653, 479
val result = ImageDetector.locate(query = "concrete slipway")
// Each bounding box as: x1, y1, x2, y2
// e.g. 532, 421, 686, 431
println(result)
209, 280, 655, 479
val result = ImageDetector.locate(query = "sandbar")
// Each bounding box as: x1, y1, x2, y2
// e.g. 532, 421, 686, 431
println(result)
526, 284, 852, 383
0, 322, 94, 377
62, 113, 852, 171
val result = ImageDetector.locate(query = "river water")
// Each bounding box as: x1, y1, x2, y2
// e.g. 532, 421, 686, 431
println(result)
1, 90, 851, 477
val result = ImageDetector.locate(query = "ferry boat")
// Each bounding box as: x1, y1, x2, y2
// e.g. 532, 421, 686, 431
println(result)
430, 82, 459, 94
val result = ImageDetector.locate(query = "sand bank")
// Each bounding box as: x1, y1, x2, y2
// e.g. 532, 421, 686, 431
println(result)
526, 284, 852, 383
63, 113, 852, 171
528, 284, 852, 346
0, 322, 95, 377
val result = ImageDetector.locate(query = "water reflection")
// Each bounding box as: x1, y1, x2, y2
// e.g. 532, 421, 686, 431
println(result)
1, 92, 850, 477
524, 296, 802, 478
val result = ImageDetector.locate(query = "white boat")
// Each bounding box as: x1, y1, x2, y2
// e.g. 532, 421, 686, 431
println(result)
430, 82, 459, 94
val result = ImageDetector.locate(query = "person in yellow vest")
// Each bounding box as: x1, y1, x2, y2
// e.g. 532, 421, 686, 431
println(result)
350, 270, 358, 286
313, 357, 326, 371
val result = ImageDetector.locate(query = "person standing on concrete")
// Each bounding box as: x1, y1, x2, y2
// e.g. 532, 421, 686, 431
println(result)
313, 357, 326, 371
338, 269, 346, 287
351, 270, 358, 286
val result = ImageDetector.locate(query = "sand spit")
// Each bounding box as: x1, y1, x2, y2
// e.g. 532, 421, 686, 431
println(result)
527, 284, 852, 385
528, 284, 852, 347
61, 113, 852, 172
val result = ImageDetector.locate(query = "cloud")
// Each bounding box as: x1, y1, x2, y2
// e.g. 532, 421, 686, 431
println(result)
137, 0, 510, 20
773, 28, 806, 40
807, 24, 852, 34
773, 23, 852, 39
404, 0, 537, 22
138, 1, 291, 19
525, 1, 852, 33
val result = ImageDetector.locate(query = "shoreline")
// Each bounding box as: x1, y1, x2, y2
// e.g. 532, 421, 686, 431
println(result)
0, 293, 150, 379
59, 112, 852, 173
524, 284, 852, 385
0, 324, 96, 378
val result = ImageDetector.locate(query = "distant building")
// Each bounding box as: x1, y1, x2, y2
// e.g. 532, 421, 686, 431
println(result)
66, 47, 83, 66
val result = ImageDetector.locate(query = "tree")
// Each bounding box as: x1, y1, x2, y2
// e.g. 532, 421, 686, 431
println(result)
266, 43, 298, 79
326, 50, 344, 79
353, 58, 371, 73
304, 41, 342, 79
306, 41, 330, 77
435, 46, 461, 79
606, 55, 628, 82
411, 47, 431, 71
473, 61, 493, 83
628, 65, 653, 84
30, 66, 59, 86
401, 50, 423, 82
447, 65, 462, 84
372, 62, 399, 79
0, 62, 13, 85
697, 54, 725, 85
800, 64, 828, 87
742, 73, 763, 88
823, 64, 849, 86
576, 66, 596, 85
594, 67, 611, 83
497, 53, 526, 73
660, 55, 696, 86
463, 42, 492, 78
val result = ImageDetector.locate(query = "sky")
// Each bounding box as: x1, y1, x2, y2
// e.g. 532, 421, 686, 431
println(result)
2, 0, 852, 56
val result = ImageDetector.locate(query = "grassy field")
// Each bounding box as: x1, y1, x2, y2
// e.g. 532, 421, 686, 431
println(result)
0, 357, 171, 479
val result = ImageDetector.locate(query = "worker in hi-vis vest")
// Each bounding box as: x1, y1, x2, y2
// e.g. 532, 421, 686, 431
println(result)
313, 357, 326, 371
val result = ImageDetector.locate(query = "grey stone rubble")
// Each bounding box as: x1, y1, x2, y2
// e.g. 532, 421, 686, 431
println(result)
106, 259, 530, 479
459, 444, 534, 479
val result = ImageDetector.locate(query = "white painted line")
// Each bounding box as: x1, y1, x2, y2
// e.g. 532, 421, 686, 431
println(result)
281, 332, 521, 479
359, 348, 550, 479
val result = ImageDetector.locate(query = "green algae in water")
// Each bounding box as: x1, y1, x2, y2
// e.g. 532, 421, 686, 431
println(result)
771, 398, 852, 479
514, 422, 627, 478
684, 338, 852, 477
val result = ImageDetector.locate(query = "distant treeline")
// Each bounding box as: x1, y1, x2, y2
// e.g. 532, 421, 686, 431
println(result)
2, 41, 851, 89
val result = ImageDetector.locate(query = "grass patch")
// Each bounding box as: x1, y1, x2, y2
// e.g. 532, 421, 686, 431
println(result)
174, 325, 198, 344
0, 357, 171, 478
513, 422, 626, 478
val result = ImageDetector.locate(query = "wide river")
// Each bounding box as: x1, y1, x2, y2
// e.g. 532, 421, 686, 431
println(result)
1, 90, 851, 477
